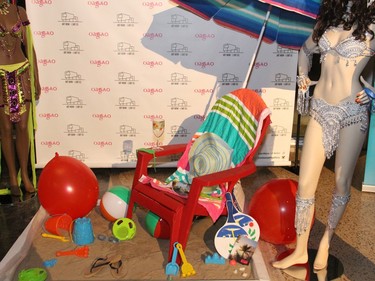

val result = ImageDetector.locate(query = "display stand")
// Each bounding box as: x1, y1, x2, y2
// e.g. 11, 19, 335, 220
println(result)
362, 100, 375, 192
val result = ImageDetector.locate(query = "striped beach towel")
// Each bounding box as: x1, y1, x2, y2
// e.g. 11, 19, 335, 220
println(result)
140, 89, 271, 221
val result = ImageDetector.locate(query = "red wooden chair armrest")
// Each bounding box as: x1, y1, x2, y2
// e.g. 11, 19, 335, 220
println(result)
132, 144, 187, 186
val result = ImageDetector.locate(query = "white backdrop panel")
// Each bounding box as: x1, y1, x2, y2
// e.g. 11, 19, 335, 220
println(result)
26, 0, 298, 168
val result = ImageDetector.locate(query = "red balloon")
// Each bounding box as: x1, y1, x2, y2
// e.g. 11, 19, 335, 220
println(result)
248, 179, 298, 245
38, 153, 99, 219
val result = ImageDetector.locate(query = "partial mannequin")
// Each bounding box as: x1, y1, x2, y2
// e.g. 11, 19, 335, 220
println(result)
272, 0, 375, 271
0, 0, 40, 196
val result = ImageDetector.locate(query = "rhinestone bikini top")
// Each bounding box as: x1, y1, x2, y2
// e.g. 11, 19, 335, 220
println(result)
318, 28, 375, 65
0, 6, 29, 39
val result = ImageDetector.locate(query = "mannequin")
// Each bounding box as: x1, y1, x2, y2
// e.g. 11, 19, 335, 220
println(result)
0, 0, 40, 196
273, 0, 375, 271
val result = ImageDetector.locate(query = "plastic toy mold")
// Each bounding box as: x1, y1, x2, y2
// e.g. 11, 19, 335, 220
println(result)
204, 253, 225, 265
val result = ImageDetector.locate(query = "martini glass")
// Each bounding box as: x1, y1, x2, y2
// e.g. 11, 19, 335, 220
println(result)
152, 118, 165, 150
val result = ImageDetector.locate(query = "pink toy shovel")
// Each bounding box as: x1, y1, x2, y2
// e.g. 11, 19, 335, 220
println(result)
165, 242, 179, 279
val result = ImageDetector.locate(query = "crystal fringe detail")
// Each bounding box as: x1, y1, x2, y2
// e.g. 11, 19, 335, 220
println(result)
328, 193, 351, 230
295, 195, 315, 235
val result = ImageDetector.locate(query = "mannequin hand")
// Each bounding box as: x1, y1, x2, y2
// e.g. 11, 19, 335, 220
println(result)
297, 74, 311, 90
356, 90, 371, 105
360, 76, 375, 94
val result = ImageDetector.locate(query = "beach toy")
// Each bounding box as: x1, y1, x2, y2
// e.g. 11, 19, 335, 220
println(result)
43, 258, 58, 268
73, 217, 95, 245
56, 245, 89, 258
18, 268, 47, 281
176, 243, 196, 277
112, 218, 136, 240
205, 253, 226, 264
145, 211, 170, 239
248, 179, 299, 244
165, 242, 180, 277
38, 153, 99, 219
41, 233, 69, 242
100, 186, 131, 221
44, 214, 72, 236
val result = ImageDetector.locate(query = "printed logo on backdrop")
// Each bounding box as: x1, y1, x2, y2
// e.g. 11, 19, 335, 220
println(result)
59, 12, 80, 26
275, 46, 296, 57
143, 60, 163, 68
64, 96, 85, 109
41, 86, 58, 95
116, 42, 136, 55
89, 32, 109, 40
33, 30, 54, 39
68, 150, 87, 162
39, 58, 56, 66
220, 43, 243, 57
272, 98, 291, 111
115, 13, 136, 27
91, 87, 111, 95
169, 97, 189, 110
117, 72, 136, 85
116, 97, 138, 110
40, 140, 60, 149
169, 72, 189, 85
143, 32, 163, 40
90, 59, 110, 67
194, 88, 214, 96
92, 113, 112, 121
170, 124, 189, 138
142, 1, 164, 10
87, 1, 109, 9
219, 73, 241, 87
120, 140, 136, 162
273, 73, 293, 87
62, 41, 83, 54
94, 141, 113, 148
143, 88, 163, 96
194, 114, 206, 122
66, 124, 86, 136
169, 14, 190, 27
270, 125, 289, 137
118, 124, 137, 137
31, 0, 52, 8
39, 113, 59, 120
169, 43, 190, 56
63, 70, 83, 84
194, 61, 215, 70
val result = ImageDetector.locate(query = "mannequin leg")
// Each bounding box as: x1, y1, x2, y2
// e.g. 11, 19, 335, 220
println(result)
273, 119, 326, 269
314, 122, 366, 270
0, 110, 19, 195
14, 104, 35, 193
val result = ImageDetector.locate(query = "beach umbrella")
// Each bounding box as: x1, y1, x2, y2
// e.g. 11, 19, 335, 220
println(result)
171, 0, 321, 88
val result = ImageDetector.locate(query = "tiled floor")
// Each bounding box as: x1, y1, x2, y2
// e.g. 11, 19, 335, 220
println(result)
0, 157, 374, 281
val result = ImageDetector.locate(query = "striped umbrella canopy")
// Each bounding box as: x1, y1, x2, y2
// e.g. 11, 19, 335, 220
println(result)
258, 0, 321, 18
171, 0, 321, 87
172, 0, 320, 49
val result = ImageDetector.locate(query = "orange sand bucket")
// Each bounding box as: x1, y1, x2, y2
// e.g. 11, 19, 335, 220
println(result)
44, 214, 73, 236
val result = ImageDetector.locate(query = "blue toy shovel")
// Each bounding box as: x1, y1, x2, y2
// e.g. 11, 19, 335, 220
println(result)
165, 242, 179, 278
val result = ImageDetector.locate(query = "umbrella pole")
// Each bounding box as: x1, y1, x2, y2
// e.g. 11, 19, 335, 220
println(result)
242, 5, 272, 89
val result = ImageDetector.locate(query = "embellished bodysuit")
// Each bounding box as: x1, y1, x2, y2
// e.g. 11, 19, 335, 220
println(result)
310, 28, 375, 159
0, 7, 31, 123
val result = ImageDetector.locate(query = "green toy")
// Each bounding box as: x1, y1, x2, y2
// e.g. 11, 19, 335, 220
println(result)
18, 268, 47, 281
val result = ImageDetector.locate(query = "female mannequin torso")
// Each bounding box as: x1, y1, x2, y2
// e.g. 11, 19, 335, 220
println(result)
0, 3, 28, 64
304, 24, 375, 104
